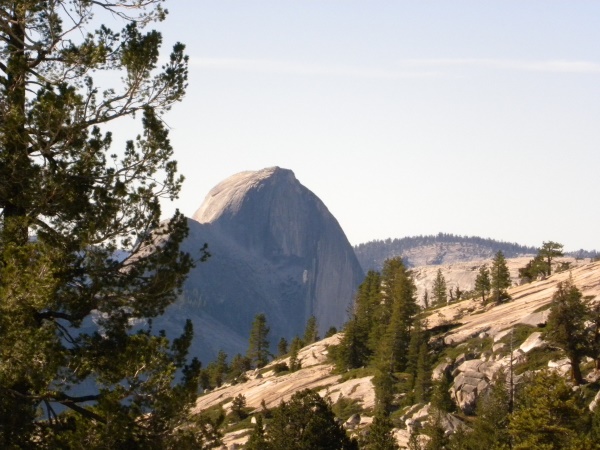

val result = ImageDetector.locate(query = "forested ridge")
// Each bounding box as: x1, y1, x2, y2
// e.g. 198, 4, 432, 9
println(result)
354, 232, 597, 272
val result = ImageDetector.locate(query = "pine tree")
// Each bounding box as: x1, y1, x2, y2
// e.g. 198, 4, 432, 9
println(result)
474, 265, 491, 303
544, 278, 590, 385
430, 372, 455, 414
362, 411, 399, 450
509, 370, 592, 449
464, 370, 511, 449
289, 336, 303, 372
422, 289, 430, 309
303, 315, 319, 345
247, 313, 271, 368
518, 254, 548, 283
208, 350, 229, 388
0, 1, 211, 446
432, 269, 448, 306
230, 394, 248, 422
538, 241, 564, 276
228, 353, 251, 383
374, 258, 418, 373
413, 342, 432, 404
265, 389, 358, 450
278, 337, 289, 356
245, 414, 269, 450
406, 320, 424, 378
421, 409, 449, 450
325, 326, 338, 338
337, 270, 381, 370
490, 251, 511, 303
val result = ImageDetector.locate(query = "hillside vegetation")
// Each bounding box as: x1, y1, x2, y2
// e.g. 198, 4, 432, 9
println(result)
192, 258, 600, 449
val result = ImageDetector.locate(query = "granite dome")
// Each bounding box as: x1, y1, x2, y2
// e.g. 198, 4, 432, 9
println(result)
159, 167, 364, 362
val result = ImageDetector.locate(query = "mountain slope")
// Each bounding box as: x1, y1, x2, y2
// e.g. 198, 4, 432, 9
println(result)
191, 259, 600, 448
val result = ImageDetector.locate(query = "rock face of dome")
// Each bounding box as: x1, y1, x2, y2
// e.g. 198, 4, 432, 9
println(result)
169, 167, 364, 362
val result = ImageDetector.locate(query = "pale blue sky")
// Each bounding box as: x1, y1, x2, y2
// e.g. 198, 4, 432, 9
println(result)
151, 1, 599, 251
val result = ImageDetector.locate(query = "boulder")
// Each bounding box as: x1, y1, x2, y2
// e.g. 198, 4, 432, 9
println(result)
519, 332, 546, 353
519, 310, 550, 327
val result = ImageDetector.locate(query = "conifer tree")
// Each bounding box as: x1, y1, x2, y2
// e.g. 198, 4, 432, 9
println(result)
325, 326, 338, 338
432, 269, 448, 305
421, 409, 449, 450
208, 350, 229, 388
413, 342, 432, 404
362, 411, 399, 450
265, 389, 358, 450
303, 315, 319, 345
247, 313, 271, 368
538, 241, 564, 276
0, 1, 211, 446
430, 372, 455, 414
463, 370, 511, 449
490, 251, 511, 303
509, 370, 591, 449
277, 337, 288, 356
422, 289, 430, 309
544, 278, 590, 385
230, 394, 248, 422
474, 265, 491, 303
289, 336, 303, 372
518, 254, 548, 282
245, 414, 269, 450
375, 258, 418, 373
406, 320, 425, 378
228, 353, 251, 383
337, 270, 381, 369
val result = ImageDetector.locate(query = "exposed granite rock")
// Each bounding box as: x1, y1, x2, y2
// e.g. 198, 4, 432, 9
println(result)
160, 167, 364, 361
519, 331, 546, 353
519, 310, 550, 327
450, 359, 504, 414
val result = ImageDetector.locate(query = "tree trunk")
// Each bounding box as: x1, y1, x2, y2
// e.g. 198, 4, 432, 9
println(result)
570, 356, 583, 386
2, 6, 29, 246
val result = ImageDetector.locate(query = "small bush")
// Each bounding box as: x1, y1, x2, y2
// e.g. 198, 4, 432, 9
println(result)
339, 367, 377, 382
514, 347, 563, 375
271, 362, 289, 374
332, 396, 364, 421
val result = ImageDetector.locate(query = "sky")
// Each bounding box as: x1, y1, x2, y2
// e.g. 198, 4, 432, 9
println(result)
141, 1, 599, 251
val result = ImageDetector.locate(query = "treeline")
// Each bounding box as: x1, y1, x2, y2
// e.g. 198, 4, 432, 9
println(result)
354, 233, 539, 271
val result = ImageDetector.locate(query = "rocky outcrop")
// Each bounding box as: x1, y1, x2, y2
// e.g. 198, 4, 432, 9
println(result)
160, 167, 364, 362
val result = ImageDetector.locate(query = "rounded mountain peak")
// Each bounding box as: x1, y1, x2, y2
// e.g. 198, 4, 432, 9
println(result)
192, 167, 297, 224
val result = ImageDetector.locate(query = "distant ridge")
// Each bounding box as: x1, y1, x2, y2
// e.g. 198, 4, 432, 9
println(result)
354, 233, 538, 272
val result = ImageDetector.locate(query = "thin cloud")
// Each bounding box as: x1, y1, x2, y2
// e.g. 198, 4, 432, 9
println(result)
189, 57, 600, 78
189, 57, 433, 78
